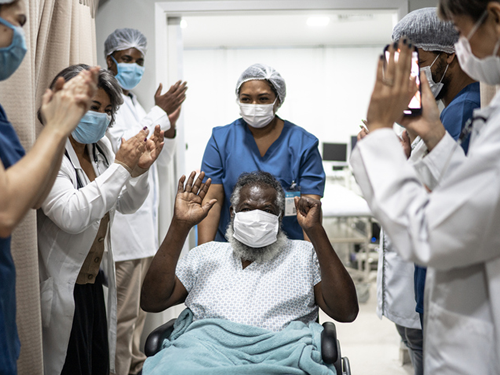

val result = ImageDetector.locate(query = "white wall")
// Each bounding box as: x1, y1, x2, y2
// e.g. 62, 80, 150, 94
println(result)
182, 46, 383, 174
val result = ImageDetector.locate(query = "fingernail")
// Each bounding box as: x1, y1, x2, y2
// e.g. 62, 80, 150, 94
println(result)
408, 43, 413, 49
403, 38, 407, 45
379, 54, 384, 60
393, 41, 398, 49
144, 138, 147, 142
143, 126, 147, 130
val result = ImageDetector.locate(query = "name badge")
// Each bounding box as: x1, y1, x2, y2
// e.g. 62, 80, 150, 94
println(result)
284, 181, 301, 217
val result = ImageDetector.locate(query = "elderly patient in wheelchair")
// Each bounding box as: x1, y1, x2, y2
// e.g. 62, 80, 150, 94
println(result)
141, 171, 358, 375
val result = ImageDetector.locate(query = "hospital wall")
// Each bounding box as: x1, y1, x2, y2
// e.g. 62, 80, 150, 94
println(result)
182, 46, 383, 174
96, 0, 435, 176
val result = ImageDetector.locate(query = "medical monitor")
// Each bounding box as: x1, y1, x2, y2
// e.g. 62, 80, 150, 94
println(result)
322, 142, 349, 170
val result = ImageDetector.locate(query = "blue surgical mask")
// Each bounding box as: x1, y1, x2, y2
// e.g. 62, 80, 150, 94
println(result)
0, 17, 27, 81
71, 111, 111, 145
111, 56, 145, 90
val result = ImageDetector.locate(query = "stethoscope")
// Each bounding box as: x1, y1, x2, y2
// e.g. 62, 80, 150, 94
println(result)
64, 143, 110, 189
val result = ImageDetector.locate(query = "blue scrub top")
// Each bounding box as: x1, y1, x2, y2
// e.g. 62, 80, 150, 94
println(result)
0, 104, 25, 375
414, 82, 481, 317
201, 118, 325, 242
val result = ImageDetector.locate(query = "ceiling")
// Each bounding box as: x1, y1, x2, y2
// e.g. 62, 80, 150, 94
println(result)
180, 10, 398, 49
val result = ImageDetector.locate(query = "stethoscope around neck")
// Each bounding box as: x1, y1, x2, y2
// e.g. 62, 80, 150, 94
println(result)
64, 143, 110, 189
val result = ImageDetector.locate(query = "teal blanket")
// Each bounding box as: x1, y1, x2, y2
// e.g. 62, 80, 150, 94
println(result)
143, 309, 336, 375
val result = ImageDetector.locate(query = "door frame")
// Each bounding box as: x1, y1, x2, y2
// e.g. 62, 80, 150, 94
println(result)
154, 0, 408, 179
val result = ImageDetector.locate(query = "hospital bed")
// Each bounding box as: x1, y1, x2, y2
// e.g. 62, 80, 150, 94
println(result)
321, 182, 377, 287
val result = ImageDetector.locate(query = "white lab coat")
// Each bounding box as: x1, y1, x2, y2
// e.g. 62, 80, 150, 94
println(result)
377, 231, 421, 329
376, 137, 426, 330
351, 91, 500, 374
38, 137, 149, 375
106, 93, 176, 261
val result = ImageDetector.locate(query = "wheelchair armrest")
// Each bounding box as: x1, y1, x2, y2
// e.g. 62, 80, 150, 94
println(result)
144, 318, 177, 357
342, 356, 351, 375
321, 321, 339, 365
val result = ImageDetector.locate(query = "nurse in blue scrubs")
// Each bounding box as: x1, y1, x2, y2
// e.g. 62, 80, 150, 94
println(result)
0, 1, 96, 373
198, 63, 325, 244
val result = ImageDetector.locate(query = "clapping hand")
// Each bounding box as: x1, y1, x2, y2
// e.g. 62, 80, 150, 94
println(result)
41, 67, 99, 134
115, 128, 149, 170
173, 171, 217, 228
154, 80, 187, 115
137, 125, 165, 170
399, 73, 446, 151
366, 40, 417, 132
295, 196, 322, 234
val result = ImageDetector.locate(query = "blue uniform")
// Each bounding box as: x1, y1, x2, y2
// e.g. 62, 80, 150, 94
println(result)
414, 82, 481, 318
0, 105, 25, 375
201, 118, 325, 242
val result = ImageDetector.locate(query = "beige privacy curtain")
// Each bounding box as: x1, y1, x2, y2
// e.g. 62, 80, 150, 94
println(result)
0, 1, 98, 373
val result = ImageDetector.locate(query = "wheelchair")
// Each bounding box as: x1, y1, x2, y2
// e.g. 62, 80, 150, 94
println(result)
145, 319, 351, 375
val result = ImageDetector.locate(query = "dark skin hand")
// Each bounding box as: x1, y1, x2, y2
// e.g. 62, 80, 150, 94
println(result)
141, 171, 216, 312
142, 176, 358, 323
106, 48, 187, 111
106, 47, 187, 136
295, 195, 359, 322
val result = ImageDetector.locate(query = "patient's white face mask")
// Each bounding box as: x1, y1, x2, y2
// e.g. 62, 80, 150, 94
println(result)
238, 100, 276, 129
233, 210, 279, 248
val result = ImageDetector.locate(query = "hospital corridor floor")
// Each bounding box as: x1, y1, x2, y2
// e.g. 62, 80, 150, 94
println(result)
319, 283, 413, 375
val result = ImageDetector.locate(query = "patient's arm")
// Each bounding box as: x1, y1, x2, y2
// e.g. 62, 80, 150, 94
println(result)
141, 171, 217, 312
295, 196, 359, 323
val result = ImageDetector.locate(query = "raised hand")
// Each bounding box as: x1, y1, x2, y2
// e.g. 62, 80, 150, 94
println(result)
137, 125, 165, 170
399, 73, 446, 152
400, 130, 412, 159
41, 67, 99, 135
294, 196, 322, 234
115, 128, 149, 170
168, 106, 181, 126
154, 80, 187, 115
174, 171, 217, 228
366, 40, 417, 132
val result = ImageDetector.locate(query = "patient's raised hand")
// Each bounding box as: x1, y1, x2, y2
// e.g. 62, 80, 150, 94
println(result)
174, 171, 217, 228
294, 196, 322, 234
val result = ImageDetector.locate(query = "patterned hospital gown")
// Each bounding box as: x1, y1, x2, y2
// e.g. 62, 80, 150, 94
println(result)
176, 239, 322, 332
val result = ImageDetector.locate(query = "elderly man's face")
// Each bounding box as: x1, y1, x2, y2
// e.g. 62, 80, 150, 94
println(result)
234, 184, 280, 217
227, 183, 286, 263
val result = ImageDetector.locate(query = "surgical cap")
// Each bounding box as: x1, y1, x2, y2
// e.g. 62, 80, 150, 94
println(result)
392, 7, 459, 54
104, 28, 147, 57
236, 64, 286, 107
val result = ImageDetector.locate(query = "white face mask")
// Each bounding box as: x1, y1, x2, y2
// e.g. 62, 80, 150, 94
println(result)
420, 54, 449, 99
455, 10, 500, 86
238, 99, 276, 128
232, 210, 279, 248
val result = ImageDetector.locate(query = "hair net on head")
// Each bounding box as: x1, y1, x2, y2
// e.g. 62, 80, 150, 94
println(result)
392, 7, 459, 54
236, 63, 286, 107
104, 28, 147, 57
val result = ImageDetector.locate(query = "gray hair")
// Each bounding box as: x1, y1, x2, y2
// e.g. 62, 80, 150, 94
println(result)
38, 64, 124, 126
230, 171, 285, 213
438, 0, 493, 22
